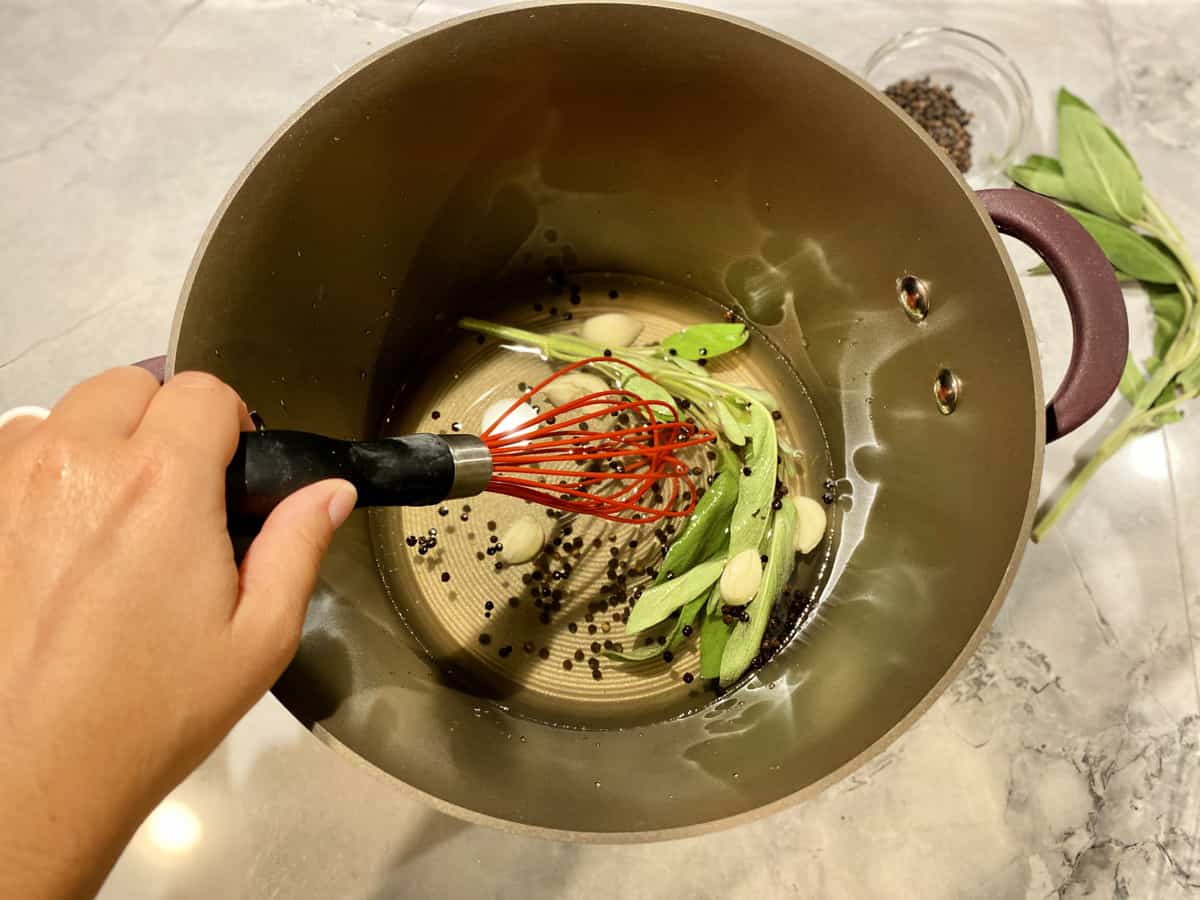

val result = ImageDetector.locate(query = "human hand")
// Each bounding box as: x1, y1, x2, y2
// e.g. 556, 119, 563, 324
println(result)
0, 367, 356, 900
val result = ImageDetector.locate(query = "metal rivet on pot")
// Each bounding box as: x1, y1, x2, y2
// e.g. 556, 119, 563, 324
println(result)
898, 275, 929, 322
934, 368, 960, 415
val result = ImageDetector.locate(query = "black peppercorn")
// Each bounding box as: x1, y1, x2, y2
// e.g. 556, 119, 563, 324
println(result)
883, 76, 974, 172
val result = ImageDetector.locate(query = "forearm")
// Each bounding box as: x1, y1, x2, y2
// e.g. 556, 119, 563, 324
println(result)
0, 721, 153, 900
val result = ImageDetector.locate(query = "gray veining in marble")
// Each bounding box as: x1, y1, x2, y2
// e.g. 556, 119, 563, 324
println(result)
2, 0, 1199, 897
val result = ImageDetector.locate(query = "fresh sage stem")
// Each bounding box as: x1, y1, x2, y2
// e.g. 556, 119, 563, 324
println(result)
1009, 89, 1200, 538
460, 314, 799, 684
1031, 205, 1199, 540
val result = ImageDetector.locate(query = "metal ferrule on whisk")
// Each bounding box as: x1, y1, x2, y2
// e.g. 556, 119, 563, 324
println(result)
441, 434, 493, 498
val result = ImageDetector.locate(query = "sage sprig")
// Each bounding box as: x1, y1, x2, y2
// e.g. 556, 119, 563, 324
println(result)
460, 315, 813, 684
1007, 88, 1200, 539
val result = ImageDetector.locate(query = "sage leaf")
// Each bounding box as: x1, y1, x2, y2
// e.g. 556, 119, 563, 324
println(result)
1008, 155, 1075, 203
662, 353, 711, 378
1180, 357, 1200, 397
1025, 153, 1064, 170
1057, 89, 1141, 175
625, 557, 725, 634
1149, 289, 1186, 361
704, 580, 723, 616
726, 383, 780, 412
1118, 354, 1146, 405
662, 323, 748, 361
621, 373, 677, 421
655, 451, 739, 584
699, 602, 733, 679
664, 591, 709, 651
605, 641, 668, 663
1062, 207, 1179, 284
719, 496, 798, 686
1057, 88, 1091, 112
729, 402, 777, 556
716, 399, 748, 445
1058, 88, 1143, 222
1026, 261, 1137, 282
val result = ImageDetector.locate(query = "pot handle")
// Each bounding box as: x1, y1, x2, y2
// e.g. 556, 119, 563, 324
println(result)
977, 189, 1128, 442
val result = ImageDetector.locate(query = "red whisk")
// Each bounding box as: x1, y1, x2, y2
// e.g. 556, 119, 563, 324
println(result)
481, 357, 715, 522
225, 357, 716, 526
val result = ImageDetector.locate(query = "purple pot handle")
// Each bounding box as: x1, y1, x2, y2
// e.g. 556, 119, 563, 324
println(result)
132, 355, 167, 384
978, 189, 1128, 442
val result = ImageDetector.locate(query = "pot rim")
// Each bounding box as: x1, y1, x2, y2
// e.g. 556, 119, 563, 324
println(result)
168, 0, 1045, 841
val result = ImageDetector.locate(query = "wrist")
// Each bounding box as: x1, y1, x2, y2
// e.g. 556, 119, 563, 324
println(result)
0, 723, 159, 900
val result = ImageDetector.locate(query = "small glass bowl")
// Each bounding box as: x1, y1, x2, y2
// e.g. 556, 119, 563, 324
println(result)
863, 27, 1033, 186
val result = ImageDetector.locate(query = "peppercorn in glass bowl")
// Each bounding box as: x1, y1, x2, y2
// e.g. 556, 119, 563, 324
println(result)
863, 27, 1032, 187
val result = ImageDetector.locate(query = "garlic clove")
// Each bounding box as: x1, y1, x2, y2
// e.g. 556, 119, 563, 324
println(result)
543, 372, 610, 408
794, 496, 827, 554
481, 397, 538, 436
580, 312, 644, 348
720, 547, 764, 605
498, 515, 546, 565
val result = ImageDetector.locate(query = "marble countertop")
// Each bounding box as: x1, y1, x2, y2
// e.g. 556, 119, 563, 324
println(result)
3, 0, 1198, 897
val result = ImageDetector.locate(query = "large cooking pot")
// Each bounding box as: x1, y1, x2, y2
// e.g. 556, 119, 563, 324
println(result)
167, 2, 1126, 838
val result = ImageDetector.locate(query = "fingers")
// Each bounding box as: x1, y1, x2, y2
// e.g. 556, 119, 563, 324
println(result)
0, 407, 49, 452
231, 480, 357, 676
133, 371, 248, 468
48, 366, 161, 438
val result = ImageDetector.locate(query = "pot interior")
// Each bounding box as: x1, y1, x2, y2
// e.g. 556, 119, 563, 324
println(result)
172, 3, 1040, 836
369, 274, 837, 730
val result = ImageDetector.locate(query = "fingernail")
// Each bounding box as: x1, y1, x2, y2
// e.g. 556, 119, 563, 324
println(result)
327, 482, 358, 529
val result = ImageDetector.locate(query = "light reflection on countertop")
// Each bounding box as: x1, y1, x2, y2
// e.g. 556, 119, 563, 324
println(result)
142, 801, 203, 857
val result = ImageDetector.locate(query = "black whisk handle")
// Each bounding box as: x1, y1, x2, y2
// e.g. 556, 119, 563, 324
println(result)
226, 431, 489, 523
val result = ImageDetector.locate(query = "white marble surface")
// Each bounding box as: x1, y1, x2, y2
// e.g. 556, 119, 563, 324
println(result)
3, 0, 1199, 897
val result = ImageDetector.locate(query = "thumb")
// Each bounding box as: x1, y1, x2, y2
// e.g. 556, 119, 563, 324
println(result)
232, 479, 357, 671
